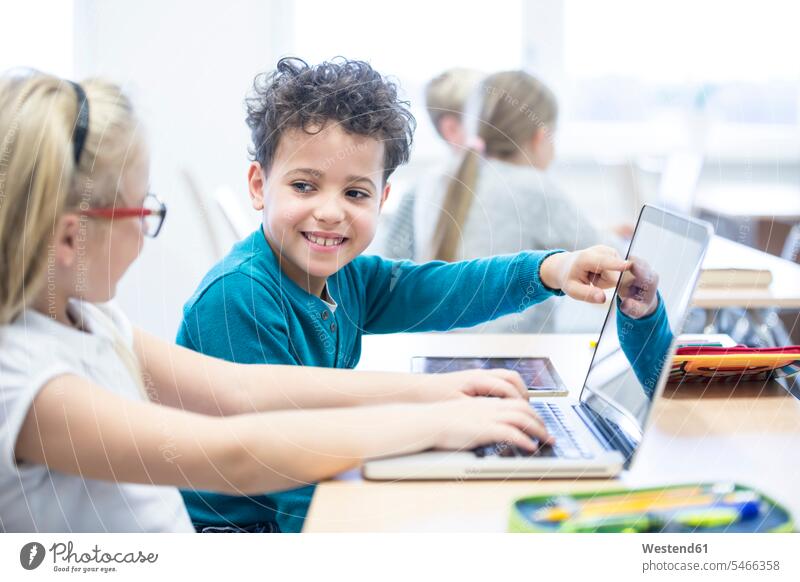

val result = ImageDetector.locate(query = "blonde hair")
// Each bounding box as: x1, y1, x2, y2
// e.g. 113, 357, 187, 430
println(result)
430, 71, 558, 262
425, 68, 484, 136
0, 70, 146, 393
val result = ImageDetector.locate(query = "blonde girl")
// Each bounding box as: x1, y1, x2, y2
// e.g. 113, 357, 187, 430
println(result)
429, 70, 584, 263
0, 72, 548, 532
421, 71, 624, 333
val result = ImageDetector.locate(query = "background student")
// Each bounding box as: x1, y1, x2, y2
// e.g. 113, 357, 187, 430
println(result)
0, 71, 549, 533
418, 70, 630, 333
379, 67, 483, 259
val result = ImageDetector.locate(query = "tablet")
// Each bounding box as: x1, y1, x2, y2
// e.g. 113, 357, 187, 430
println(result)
411, 356, 568, 397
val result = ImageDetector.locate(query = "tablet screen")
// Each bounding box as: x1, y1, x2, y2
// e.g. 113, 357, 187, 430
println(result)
412, 357, 565, 392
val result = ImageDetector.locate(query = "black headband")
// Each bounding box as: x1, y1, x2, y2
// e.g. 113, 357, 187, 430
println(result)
70, 81, 89, 165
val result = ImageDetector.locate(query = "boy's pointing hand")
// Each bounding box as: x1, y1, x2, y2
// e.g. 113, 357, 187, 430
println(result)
540, 245, 630, 304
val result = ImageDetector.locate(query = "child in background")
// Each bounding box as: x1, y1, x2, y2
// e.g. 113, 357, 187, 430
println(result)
380, 67, 483, 259
177, 58, 638, 532
0, 71, 550, 533
425, 67, 486, 151
419, 70, 630, 333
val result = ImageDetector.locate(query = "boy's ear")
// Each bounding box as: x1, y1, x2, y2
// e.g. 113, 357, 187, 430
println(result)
53, 214, 81, 268
248, 162, 266, 211
437, 114, 464, 147
531, 125, 551, 150
378, 182, 391, 212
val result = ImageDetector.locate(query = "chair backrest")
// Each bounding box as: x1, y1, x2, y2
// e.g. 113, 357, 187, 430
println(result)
214, 185, 257, 241
181, 170, 229, 259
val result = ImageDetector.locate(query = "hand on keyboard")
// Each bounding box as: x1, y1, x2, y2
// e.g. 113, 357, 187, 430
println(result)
419, 368, 528, 402
426, 398, 553, 452
473, 402, 595, 460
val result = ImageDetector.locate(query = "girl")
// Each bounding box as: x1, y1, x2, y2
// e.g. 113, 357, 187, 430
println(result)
416, 71, 628, 333
0, 72, 549, 532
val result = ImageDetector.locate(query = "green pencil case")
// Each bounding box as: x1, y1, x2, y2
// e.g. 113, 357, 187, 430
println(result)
509, 482, 794, 533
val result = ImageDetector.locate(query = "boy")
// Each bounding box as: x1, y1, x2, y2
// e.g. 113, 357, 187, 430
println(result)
177, 57, 641, 532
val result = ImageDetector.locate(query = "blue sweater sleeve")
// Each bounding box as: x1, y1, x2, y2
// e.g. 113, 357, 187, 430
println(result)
176, 271, 299, 366
353, 250, 565, 334
616, 293, 673, 398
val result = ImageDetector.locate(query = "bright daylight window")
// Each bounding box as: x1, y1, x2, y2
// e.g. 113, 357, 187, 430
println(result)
563, 0, 800, 128
291, 0, 524, 90
290, 0, 525, 158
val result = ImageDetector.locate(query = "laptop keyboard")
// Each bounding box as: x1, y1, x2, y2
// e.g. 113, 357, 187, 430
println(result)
473, 402, 594, 459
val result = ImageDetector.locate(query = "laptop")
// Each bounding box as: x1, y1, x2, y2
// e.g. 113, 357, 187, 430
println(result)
363, 205, 714, 480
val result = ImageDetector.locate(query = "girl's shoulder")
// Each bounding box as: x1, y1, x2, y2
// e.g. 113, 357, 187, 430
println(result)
81, 300, 134, 348
0, 301, 132, 373
0, 310, 86, 401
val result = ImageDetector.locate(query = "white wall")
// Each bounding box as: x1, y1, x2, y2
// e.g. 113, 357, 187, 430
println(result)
73, 0, 288, 339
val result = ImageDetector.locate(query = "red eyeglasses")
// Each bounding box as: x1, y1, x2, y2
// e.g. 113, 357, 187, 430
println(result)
79, 193, 167, 238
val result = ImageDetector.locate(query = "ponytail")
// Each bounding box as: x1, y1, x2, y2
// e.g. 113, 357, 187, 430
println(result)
427, 70, 558, 262
430, 147, 482, 262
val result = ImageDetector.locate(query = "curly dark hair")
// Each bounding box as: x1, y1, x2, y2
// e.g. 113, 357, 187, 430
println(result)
246, 57, 416, 182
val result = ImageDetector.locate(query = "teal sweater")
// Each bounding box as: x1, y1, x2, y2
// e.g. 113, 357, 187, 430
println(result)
176, 227, 565, 532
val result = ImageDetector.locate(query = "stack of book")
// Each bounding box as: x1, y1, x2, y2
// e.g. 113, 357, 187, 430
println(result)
698, 267, 773, 288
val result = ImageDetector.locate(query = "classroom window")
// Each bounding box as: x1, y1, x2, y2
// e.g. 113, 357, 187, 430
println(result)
289, 0, 800, 160
290, 0, 526, 158
563, 0, 800, 126
291, 0, 524, 88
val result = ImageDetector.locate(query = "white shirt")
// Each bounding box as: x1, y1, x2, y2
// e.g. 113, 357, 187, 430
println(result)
321, 283, 338, 313
0, 300, 193, 532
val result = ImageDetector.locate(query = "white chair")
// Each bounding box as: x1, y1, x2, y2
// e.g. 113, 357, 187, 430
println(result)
181, 170, 231, 260
213, 185, 257, 240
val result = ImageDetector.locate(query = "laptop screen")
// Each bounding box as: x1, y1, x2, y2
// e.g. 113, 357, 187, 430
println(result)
580, 206, 712, 451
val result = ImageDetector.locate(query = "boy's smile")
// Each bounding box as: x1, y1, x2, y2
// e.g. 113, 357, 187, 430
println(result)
301, 231, 347, 250
248, 124, 390, 297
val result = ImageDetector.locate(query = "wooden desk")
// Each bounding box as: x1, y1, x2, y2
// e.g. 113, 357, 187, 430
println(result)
304, 334, 800, 532
694, 235, 800, 309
